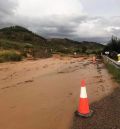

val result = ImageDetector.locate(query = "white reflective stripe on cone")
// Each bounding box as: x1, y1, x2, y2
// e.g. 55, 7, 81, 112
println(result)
80, 87, 87, 98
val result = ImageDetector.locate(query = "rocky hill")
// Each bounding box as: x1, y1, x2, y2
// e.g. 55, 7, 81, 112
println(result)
0, 26, 105, 59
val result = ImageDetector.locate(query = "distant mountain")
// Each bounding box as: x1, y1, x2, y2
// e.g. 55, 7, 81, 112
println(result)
0, 26, 105, 58
47, 38, 104, 54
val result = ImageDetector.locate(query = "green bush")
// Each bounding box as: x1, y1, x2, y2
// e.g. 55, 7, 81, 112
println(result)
103, 36, 120, 54
0, 50, 22, 62
105, 61, 120, 82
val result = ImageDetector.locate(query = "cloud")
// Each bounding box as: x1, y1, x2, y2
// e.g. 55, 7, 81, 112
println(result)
0, 0, 18, 28
0, 0, 120, 42
16, 0, 83, 17
80, 0, 120, 17
0, 0, 18, 17
105, 26, 120, 37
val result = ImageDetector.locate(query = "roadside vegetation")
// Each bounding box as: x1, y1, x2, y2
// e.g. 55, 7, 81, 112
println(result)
0, 50, 22, 62
103, 36, 120, 60
104, 61, 120, 82
102, 36, 120, 82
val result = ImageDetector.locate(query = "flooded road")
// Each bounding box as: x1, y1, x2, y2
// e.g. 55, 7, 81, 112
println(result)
0, 56, 117, 129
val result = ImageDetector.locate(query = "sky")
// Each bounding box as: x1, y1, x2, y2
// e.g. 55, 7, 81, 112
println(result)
0, 0, 120, 42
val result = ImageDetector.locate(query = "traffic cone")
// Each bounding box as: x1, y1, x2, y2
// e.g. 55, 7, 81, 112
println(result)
75, 80, 93, 118
92, 56, 96, 64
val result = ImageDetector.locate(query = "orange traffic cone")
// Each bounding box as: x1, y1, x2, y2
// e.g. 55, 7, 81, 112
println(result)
75, 80, 93, 117
92, 56, 96, 64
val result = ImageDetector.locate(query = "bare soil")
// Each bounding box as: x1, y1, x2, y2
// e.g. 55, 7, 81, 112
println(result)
0, 56, 118, 129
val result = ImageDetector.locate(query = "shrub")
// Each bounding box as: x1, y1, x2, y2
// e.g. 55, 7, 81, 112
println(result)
0, 50, 22, 62
104, 60, 120, 82
103, 36, 120, 54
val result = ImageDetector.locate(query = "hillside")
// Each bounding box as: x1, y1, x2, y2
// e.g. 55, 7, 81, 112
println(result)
47, 38, 104, 54
0, 26, 50, 58
0, 26, 105, 61
0, 26, 46, 43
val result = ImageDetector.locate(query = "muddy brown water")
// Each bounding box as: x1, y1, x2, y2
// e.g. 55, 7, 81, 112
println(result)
0, 57, 118, 129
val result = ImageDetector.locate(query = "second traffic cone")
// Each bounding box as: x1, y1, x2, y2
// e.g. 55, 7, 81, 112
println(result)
75, 80, 93, 118
92, 56, 96, 64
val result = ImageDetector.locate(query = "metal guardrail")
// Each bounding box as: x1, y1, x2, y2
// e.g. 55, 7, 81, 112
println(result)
102, 55, 120, 69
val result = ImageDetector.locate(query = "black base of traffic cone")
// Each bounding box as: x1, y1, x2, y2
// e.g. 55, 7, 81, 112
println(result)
75, 110, 93, 118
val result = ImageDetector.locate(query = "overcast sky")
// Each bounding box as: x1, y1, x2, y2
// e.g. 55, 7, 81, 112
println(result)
0, 0, 120, 42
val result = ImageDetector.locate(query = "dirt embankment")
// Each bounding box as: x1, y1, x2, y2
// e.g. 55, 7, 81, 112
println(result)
0, 56, 118, 129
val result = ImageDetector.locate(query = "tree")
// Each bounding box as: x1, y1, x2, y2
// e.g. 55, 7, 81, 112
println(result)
103, 36, 120, 53
81, 46, 87, 53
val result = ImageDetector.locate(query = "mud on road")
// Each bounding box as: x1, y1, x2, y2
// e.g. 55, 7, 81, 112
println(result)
71, 60, 120, 129
0, 56, 119, 129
